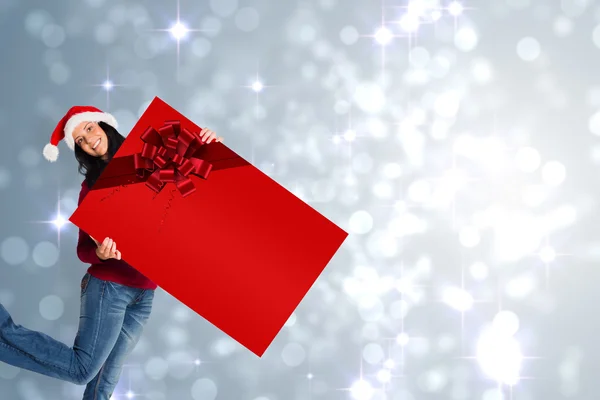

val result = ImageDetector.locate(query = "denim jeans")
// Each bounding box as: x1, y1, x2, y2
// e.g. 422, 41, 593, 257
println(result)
0, 273, 154, 400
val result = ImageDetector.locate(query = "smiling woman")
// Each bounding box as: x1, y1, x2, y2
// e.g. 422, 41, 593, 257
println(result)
0, 104, 222, 400
73, 121, 109, 158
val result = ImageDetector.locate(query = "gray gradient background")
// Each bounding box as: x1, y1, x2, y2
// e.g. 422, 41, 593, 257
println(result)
0, 0, 598, 399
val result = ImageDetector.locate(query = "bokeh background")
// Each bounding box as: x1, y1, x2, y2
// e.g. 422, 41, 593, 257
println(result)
1, 0, 599, 399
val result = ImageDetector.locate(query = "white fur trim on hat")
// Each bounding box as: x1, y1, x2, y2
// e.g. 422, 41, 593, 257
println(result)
43, 143, 59, 162
63, 111, 118, 150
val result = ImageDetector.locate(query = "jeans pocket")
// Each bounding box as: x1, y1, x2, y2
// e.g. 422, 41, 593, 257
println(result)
80, 273, 91, 297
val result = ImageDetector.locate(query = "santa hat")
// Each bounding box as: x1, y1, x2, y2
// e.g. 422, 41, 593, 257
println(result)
43, 105, 118, 162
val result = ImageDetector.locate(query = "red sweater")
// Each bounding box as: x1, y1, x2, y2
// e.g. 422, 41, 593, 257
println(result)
76, 180, 157, 290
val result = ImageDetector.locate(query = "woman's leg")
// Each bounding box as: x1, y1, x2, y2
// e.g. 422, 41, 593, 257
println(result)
0, 274, 130, 385
82, 289, 154, 400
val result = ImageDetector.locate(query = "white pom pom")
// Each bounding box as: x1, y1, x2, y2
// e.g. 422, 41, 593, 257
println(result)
43, 143, 59, 162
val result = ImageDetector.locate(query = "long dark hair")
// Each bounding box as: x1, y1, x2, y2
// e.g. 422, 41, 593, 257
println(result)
74, 121, 125, 188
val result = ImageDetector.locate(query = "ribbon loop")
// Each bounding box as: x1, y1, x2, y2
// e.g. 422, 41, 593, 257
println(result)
134, 121, 213, 197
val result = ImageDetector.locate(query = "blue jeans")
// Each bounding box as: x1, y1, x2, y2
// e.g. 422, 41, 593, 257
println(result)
0, 273, 154, 399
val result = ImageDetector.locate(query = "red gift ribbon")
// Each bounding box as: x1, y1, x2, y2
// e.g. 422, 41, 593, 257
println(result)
90, 120, 249, 196
133, 120, 212, 198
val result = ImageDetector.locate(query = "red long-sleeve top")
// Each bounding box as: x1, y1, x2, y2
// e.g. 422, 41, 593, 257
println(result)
76, 179, 157, 290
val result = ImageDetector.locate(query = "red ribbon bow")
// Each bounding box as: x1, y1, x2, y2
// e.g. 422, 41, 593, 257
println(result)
133, 120, 212, 198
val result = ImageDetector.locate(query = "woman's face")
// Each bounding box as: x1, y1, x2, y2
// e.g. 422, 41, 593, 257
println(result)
72, 121, 109, 159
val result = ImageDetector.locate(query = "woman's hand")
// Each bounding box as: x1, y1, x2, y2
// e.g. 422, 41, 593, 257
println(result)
199, 128, 223, 143
90, 236, 121, 261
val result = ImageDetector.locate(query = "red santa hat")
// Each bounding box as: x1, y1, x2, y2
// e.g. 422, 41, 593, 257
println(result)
43, 105, 118, 162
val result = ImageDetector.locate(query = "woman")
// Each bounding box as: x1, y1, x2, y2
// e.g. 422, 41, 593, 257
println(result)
0, 105, 221, 399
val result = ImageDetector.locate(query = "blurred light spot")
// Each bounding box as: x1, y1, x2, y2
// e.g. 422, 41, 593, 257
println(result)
541, 161, 566, 186
49, 63, 70, 85
431, 120, 450, 140
515, 147, 541, 172
521, 185, 548, 207
454, 27, 478, 52
282, 342, 306, 367
210, 0, 238, 18
357, 297, 385, 322
588, 110, 600, 135
145, 357, 168, 380
482, 388, 505, 400
235, 7, 260, 32
32, 241, 59, 268
300, 25, 317, 42
397, 332, 410, 346
429, 55, 451, 79
363, 343, 385, 365
191, 378, 218, 400
340, 25, 359, 45
459, 226, 480, 248
492, 311, 520, 336
354, 83, 385, 114
169, 22, 189, 40
469, 261, 489, 281
399, 13, 420, 33
372, 182, 393, 199
389, 300, 410, 320
506, 273, 536, 299
443, 287, 474, 311
85, 0, 105, 6
192, 37, 212, 58
374, 27, 393, 45
516, 37, 541, 61
384, 359, 395, 369
41, 24, 66, 47
561, 0, 589, 17
95, 23, 116, 44
376, 369, 392, 383
434, 91, 461, 118
477, 328, 523, 385
24, 10, 53, 37
201, 16, 222, 38
163, 326, 189, 347
409, 47, 430, 68
471, 58, 493, 83
349, 211, 373, 234
1, 237, 29, 265
418, 369, 448, 392
493, 212, 543, 262
39, 295, 64, 321
553, 16, 573, 37
448, 1, 464, 16
167, 351, 194, 379
350, 379, 374, 400
408, 180, 432, 203
252, 81, 264, 92
539, 245, 556, 263
382, 162, 402, 179
18, 147, 41, 168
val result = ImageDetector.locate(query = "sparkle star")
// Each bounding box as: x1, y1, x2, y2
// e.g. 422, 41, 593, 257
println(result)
89, 65, 129, 109
447, 1, 464, 16
242, 62, 281, 119
27, 190, 70, 247
148, 0, 213, 77
169, 21, 189, 40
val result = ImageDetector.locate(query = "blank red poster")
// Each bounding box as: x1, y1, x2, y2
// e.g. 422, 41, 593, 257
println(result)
69, 96, 348, 357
